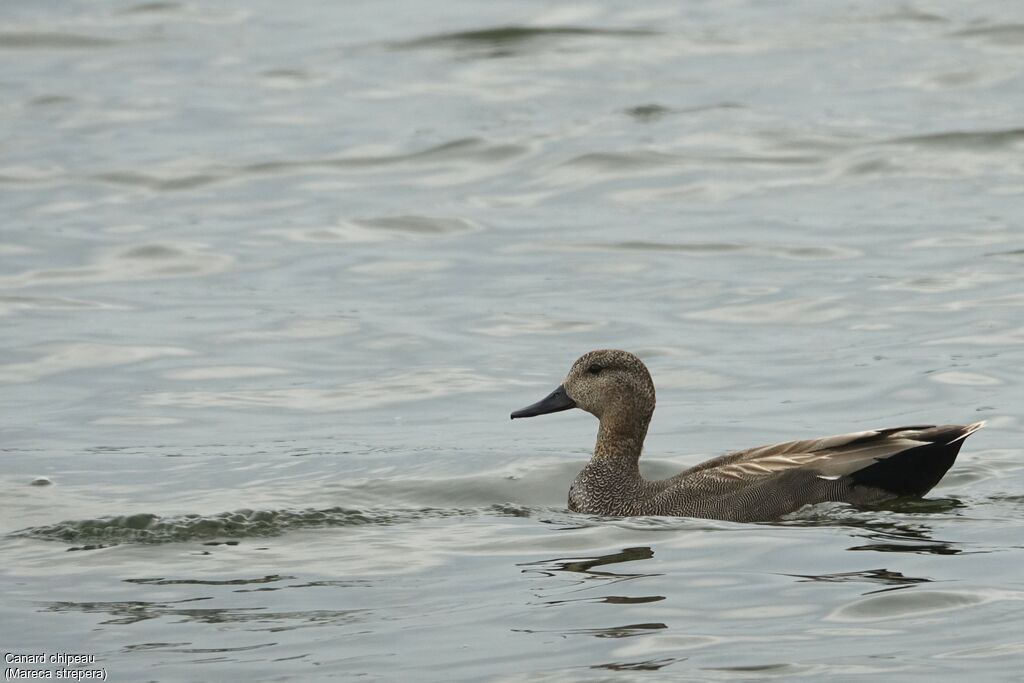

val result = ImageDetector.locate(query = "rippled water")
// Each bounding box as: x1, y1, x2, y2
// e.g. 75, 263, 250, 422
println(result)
3, 1, 1024, 680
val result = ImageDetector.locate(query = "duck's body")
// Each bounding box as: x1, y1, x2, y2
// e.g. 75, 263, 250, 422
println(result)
511, 350, 983, 522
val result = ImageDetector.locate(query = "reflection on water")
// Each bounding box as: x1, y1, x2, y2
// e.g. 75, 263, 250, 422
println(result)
849, 539, 963, 556
785, 568, 931, 596
125, 574, 293, 586
512, 622, 668, 639
518, 547, 668, 642
592, 656, 682, 672
520, 546, 656, 578
784, 500, 969, 555
45, 596, 367, 632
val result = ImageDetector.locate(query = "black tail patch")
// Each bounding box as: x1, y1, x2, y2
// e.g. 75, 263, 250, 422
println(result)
849, 425, 971, 497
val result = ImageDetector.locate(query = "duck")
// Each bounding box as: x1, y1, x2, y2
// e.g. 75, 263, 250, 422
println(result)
510, 349, 984, 522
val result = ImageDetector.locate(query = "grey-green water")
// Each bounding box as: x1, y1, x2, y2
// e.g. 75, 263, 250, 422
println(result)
2, 1, 1023, 680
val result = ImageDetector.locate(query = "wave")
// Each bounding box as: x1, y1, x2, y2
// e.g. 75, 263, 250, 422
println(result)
12, 503, 533, 548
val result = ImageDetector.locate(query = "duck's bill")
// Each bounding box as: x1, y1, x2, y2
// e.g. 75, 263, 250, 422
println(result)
510, 384, 576, 419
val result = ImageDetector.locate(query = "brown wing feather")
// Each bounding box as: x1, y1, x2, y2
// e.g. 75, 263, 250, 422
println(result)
692, 423, 983, 484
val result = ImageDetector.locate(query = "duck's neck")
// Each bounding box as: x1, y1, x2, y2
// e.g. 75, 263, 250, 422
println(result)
569, 408, 655, 515
593, 407, 652, 469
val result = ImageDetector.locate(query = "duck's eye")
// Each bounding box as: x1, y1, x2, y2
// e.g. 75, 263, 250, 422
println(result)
586, 364, 603, 375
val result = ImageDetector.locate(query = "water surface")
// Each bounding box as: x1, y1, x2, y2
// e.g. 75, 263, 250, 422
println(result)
2, 1, 1023, 680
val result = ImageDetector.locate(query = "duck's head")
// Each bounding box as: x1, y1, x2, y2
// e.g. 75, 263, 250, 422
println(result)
510, 349, 656, 421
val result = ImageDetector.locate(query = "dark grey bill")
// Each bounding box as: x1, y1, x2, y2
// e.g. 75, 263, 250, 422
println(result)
510, 384, 576, 419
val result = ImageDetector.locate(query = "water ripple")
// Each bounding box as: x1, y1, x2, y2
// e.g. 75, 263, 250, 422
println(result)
951, 24, 1024, 47
0, 295, 121, 317
0, 32, 121, 49
686, 297, 849, 325
0, 242, 233, 289
391, 25, 657, 57
0, 343, 191, 384
827, 590, 1006, 622
74, 137, 528, 191
887, 127, 1024, 150
513, 240, 861, 261
144, 367, 525, 411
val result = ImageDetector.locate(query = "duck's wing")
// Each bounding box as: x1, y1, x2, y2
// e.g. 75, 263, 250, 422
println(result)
686, 422, 984, 496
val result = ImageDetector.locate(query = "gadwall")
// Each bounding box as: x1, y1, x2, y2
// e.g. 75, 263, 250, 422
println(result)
511, 349, 983, 521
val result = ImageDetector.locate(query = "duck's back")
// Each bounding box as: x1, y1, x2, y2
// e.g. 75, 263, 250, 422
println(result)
640, 423, 982, 521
